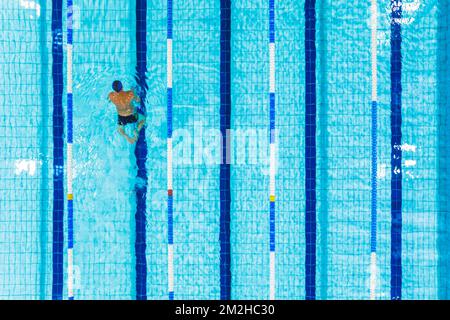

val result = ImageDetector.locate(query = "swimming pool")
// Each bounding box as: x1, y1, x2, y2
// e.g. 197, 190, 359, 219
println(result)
0, 0, 449, 300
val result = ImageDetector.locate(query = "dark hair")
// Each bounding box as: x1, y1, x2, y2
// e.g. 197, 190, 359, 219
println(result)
112, 80, 123, 92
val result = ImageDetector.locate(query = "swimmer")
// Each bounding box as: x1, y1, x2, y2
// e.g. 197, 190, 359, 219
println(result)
108, 80, 146, 144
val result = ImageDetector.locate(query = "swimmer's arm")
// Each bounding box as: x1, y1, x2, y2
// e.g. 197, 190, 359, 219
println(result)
132, 91, 140, 103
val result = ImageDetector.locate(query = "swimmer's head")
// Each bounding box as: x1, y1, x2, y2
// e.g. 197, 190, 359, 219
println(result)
112, 80, 123, 92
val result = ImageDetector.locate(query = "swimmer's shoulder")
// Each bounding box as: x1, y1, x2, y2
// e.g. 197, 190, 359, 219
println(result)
124, 90, 135, 102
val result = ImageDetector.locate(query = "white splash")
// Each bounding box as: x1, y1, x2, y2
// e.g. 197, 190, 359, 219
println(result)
20, 0, 40, 18
402, 143, 417, 152
404, 160, 416, 167
15, 159, 37, 176
403, 0, 421, 13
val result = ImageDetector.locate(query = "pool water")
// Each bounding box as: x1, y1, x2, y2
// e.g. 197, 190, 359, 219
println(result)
0, 0, 449, 300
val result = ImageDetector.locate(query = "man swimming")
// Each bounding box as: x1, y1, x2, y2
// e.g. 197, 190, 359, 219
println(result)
108, 80, 145, 144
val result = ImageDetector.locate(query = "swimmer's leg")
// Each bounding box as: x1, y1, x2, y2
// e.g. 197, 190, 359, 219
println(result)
118, 125, 137, 144
137, 119, 145, 132
137, 113, 146, 132
129, 114, 146, 141
132, 121, 145, 141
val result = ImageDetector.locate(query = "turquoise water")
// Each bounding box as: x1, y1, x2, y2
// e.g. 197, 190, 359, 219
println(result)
0, 0, 449, 300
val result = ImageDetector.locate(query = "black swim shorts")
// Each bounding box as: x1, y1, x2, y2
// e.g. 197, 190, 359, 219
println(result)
118, 113, 138, 126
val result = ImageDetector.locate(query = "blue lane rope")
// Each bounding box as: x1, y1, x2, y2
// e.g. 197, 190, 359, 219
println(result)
67, 0, 75, 300
167, 0, 174, 300
371, 101, 378, 251
390, 0, 403, 300
219, 0, 232, 300
135, 0, 148, 300
268, 0, 276, 300
51, 0, 64, 301
305, 0, 317, 300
